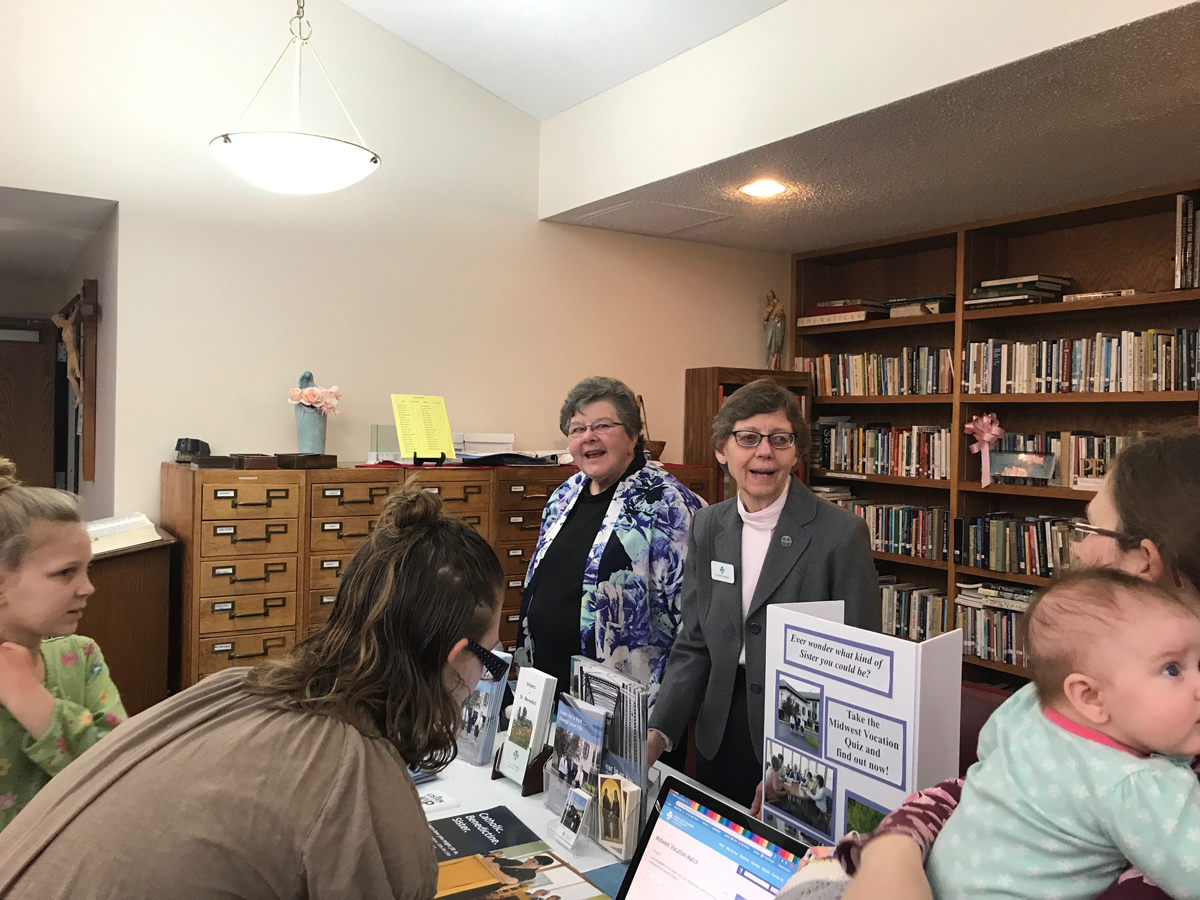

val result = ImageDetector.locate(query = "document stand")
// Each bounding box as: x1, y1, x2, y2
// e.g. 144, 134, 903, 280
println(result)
491, 744, 552, 797
413, 452, 447, 467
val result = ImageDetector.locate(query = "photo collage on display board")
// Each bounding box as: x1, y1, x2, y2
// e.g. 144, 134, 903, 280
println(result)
761, 604, 962, 846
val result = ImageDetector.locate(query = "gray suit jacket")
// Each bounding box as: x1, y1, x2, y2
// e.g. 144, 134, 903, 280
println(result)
649, 478, 879, 763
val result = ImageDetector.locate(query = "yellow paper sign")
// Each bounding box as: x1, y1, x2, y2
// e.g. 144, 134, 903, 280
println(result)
391, 395, 457, 460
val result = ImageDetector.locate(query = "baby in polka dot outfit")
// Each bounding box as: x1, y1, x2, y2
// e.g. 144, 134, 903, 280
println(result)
927, 568, 1200, 900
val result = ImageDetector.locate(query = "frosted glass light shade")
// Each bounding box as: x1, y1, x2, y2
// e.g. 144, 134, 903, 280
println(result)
209, 132, 380, 195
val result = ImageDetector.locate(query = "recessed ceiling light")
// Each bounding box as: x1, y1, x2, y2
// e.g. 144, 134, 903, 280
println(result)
740, 179, 787, 198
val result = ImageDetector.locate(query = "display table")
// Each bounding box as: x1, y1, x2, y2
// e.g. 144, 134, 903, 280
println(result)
425, 755, 752, 897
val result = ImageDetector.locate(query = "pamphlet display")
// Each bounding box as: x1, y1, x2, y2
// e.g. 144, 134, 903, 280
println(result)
760, 606, 961, 845
498, 667, 557, 786
457, 648, 513, 766
549, 788, 592, 850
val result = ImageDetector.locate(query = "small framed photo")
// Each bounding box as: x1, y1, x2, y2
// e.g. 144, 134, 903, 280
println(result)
550, 787, 592, 849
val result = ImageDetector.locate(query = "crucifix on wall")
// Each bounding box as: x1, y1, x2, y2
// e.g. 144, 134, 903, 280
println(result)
51, 280, 100, 484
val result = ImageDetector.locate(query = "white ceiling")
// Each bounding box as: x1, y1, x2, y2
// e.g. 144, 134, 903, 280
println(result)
0, 187, 115, 278
338, 0, 789, 120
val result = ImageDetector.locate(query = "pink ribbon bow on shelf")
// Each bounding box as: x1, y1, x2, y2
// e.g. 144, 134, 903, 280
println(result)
965, 413, 1005, 486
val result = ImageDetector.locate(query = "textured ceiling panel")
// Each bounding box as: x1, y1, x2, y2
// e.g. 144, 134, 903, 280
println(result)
549, 3, 1200, 254
577, 200, 730, 236
339, 0, 788, 120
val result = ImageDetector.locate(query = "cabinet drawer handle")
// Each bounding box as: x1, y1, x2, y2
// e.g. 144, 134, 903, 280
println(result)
337, 530, 371, 540
227, 596, 287, 619
230, 489, 290, 508
441, 485, 483, 503
226, 524, 288, 544
339, 487, 391, 506
523, 492, 549, 500
462, 516, 482, 526
225, 636, 287, 660
519, 522, 539, 531
221, 562, 288, 584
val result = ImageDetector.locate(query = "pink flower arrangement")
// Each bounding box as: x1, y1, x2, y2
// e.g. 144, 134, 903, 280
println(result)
288, 384, 341, 416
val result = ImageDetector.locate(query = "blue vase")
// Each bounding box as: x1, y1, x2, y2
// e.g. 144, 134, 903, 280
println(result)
295, 403, 327, 454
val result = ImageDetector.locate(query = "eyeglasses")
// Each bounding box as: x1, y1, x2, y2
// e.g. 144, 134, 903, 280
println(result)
567, 421, 622, 438
1068, 518, 1144, 550
732, 431, 797, 450
466, 639, 510, 682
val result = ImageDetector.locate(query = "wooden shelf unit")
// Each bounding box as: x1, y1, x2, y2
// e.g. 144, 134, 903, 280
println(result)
789, 181, 1200, 683
811, 468, 949, 489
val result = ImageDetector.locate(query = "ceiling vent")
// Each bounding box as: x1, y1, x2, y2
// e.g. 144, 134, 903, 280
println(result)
575, 200, 730, 236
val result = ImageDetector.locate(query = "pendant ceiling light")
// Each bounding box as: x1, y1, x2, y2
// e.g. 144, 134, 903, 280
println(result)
210, 0, 380, 195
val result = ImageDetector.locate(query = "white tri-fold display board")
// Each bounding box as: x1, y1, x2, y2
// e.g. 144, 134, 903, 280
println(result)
761, 604, 962, 846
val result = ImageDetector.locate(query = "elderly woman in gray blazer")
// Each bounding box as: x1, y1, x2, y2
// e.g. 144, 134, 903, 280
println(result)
648, 379, 879, 807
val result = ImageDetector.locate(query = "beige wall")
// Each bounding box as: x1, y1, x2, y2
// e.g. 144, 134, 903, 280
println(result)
0, 0, 786, 521
0, 274, 62, 317
62, 207, 119, 519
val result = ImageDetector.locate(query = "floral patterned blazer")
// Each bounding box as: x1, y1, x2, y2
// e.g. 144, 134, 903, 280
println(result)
516, 461, 704, 707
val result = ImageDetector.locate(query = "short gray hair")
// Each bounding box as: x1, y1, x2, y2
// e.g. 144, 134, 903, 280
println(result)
559, 376, 644, 455
711, 378, 811, 456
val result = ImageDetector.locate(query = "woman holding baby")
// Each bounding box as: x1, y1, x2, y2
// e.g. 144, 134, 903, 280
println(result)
834, 430, 1200, 900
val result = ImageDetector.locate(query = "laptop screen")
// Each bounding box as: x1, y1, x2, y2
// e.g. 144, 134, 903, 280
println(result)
621, 789, 802, 900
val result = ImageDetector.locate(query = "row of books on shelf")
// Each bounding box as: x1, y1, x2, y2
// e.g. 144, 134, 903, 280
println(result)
962, 330, 1199, 394
965, 274, 1071, 310
961, 514, 1072, 578
811, 417, 951, 480
800, 277, 1146, 325
796, 294, 955, 327
881, 579, 1034, 667
795, 347, 955, 396
816, 488, 950, 561
814, 486, 1075, 579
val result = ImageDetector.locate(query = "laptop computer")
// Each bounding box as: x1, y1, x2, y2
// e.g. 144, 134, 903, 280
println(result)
615, 775, 810, 900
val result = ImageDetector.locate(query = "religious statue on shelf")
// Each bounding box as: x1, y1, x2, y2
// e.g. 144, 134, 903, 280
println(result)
763, 290, 785, 370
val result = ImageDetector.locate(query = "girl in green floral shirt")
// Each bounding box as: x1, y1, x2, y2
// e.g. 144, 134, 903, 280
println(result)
0, 459, 126, 829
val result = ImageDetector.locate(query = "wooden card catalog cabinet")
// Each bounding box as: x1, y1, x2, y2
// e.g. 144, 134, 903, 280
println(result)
162, 466, 305, 688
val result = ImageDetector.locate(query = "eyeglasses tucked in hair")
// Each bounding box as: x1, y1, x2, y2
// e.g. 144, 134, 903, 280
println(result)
1068, 518, 1144, 549
466, 639, 510, 682
731, 431, 797, 450
567, 421, 621, 438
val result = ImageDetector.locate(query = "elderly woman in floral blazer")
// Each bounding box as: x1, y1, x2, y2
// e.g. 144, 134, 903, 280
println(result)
516, 377, 703, 764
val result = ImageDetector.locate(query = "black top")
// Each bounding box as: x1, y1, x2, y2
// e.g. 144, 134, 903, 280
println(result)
526, 456, 643, 697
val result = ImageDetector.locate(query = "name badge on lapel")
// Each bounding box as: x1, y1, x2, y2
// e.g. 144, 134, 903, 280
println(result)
711, 561, 735, 584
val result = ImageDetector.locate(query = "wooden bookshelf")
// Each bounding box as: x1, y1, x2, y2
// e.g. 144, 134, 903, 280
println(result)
811, 468, 949, 489
962, 286, 1200, 321
965, 391, 1197, 404
957, 482, 1095, 501
872, 551, 948, 570
813, 395, 952, 405
789, 181, 1200, 685
954, 565, 1053, 587
796, 312, 956, 335
963, 657, 1029, 678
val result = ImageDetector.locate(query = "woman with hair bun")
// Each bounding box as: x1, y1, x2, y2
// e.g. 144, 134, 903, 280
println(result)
0, 483, 508, 900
